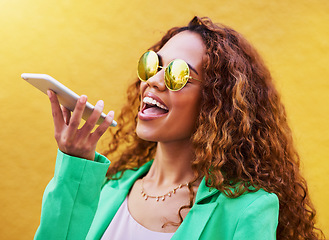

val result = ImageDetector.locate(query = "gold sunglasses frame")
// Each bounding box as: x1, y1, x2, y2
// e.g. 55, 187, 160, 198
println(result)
137, 50, 201, 91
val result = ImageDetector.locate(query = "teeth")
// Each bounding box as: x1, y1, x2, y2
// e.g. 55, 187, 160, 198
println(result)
143, 97, 168, 110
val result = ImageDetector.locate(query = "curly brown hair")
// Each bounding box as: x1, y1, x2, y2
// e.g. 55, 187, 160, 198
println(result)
104, 16, 324, 239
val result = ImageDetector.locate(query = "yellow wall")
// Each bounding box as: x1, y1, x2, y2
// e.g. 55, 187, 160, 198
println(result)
0, 0, 328, 238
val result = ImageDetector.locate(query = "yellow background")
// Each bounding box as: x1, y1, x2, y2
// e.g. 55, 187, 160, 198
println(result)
0, 0, 328, 238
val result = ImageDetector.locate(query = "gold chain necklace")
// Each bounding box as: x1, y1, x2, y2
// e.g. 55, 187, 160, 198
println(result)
141, 177, 189, 202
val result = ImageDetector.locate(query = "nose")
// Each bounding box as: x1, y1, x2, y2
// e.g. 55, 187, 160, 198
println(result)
146, 70, 166, 91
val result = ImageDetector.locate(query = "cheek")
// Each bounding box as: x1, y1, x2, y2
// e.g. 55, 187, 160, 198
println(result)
170, 93, 201, 127
171, 89, 201, 112
140, 81, 147, 92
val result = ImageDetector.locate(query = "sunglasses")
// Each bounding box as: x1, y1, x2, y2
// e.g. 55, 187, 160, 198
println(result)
137, 50, 201, 91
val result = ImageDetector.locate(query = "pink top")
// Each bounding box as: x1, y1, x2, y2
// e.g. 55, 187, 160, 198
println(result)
101, 197, 175, 240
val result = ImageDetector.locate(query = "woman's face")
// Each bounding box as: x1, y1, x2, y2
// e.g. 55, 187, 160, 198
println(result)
136, 30, 206, 144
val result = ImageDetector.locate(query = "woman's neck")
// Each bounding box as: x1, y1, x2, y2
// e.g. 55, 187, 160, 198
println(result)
145, 140, 195, 186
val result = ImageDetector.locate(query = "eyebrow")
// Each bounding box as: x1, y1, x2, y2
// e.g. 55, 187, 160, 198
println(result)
187, 63, 199, 76
157, 53, 199, 76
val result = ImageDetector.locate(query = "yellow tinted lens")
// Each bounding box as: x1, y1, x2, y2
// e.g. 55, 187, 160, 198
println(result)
137, 51, 159, 81
164, 59, 189, 91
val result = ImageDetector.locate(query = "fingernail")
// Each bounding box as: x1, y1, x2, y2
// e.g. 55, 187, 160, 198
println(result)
97, 100, 104, 107
79, 95, 87, 103
108, 110, 114, 116
47, 90, 52, 97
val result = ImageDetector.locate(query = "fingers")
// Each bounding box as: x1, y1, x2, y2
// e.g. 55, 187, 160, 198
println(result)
78, 99, 114, 144
47, 91, 115, 160
61, 105, 71, 125
65, 95, 87, 138
47, 90, 65, 132
89, 110, 115, 144
80, 100, 104, 134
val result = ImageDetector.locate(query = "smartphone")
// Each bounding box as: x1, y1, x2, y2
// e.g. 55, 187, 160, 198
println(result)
21, 73, 117, 126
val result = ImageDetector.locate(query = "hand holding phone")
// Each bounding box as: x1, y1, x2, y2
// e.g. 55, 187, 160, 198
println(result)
21, 73, 117, 126
22, 73, 117, 160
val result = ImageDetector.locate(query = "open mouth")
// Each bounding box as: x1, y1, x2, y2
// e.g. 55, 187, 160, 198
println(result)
141, 96, 169, 115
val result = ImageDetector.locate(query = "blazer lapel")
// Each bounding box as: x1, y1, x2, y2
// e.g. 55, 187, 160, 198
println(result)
172, 178, 220, 240
172, 202, 218, 240
87, 161, 153, 239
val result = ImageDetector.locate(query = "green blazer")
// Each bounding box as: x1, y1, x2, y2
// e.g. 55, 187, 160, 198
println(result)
34, 150, 279, 240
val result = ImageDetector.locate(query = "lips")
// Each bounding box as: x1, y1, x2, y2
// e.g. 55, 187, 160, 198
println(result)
139, 93, 169, 120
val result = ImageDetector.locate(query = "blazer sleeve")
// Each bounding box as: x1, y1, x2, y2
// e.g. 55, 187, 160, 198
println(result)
233, 192, 279, 240
34, 150, 110, 240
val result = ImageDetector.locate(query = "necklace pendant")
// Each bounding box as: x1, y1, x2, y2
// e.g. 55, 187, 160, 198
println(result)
141, 177, 189, 202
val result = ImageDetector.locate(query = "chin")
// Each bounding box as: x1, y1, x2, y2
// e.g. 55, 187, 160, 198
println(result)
136, 123, 157, 142
136, 133, 158, 143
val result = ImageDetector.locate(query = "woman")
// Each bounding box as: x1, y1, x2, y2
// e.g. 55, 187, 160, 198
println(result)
34, 17, 324, 239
